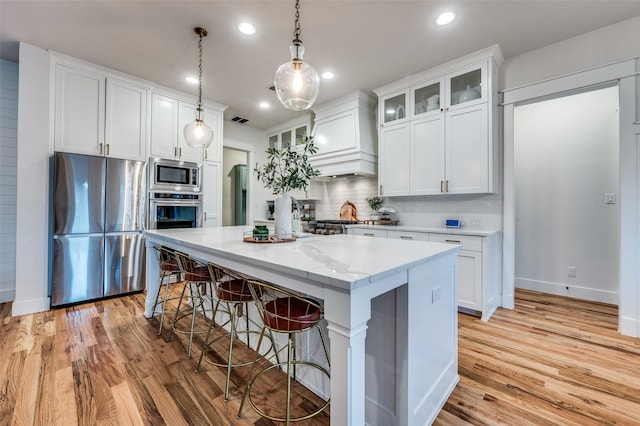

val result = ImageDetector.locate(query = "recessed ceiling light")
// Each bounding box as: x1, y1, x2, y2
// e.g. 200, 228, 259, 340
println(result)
238, 22, 256, 35
185, 75, 198, 84
436, 11, 456, 26
321, 71, 335, 80
259, 102, 270, 109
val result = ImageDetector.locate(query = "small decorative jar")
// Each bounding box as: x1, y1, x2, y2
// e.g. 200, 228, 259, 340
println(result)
253, 225, 269, 241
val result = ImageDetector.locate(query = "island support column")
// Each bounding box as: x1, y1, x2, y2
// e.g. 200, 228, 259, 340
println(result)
324, 286, 372, 426
144, 239, 160, 318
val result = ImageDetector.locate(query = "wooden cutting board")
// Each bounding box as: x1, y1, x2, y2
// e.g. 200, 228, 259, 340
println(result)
339, 201, 359, 221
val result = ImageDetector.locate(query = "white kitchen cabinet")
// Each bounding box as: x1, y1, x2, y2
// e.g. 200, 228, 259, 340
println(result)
429, 232, 499, 321
150, 94, 224, 164
349, 227, 387, 238
266, 113, 313, 150
386, 229, 429, 241
54, 64, 147, 161
347, 225, 501, 320
374, 46, 502, 196
202, 161, 221, 228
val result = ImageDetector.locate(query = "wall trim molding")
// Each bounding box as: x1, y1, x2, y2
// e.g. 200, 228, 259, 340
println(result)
11, 296, 50, 317
503, 58, 638, 337
515, 278, 618, 305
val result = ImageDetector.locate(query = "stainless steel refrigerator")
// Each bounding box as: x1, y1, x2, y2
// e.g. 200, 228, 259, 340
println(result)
51, 152, 146, 307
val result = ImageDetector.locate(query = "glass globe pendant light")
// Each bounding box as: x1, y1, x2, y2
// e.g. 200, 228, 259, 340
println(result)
183, 27, 214, 148
274, 0, 320, 111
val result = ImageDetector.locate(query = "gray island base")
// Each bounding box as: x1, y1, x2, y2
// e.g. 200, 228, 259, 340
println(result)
145, 226, 460, 425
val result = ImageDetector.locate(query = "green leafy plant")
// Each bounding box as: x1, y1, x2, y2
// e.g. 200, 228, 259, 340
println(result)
366, 196, 383, 211
255, 136, 321, 195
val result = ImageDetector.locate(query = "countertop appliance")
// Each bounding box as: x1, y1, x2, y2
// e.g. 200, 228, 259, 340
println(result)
50, 152, 147, 307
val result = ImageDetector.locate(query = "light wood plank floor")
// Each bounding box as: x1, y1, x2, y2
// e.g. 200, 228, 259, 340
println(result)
1, 288, 638, 425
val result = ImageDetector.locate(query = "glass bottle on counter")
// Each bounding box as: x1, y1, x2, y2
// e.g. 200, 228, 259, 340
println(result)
292, 204, 301, 236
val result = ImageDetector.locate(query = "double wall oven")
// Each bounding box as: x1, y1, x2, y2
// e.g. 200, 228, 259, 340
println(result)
148, 157, 203, 229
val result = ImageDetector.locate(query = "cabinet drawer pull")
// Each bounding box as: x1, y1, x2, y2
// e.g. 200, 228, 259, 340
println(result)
400, 236, 413, 240
445, 239, 461, 244
363, 233, 375, 237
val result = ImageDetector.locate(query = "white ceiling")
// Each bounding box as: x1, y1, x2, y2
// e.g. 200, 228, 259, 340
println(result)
2, 1, 640, 130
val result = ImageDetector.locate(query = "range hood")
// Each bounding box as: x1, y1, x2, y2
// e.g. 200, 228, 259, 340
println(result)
310, 91, 377, 177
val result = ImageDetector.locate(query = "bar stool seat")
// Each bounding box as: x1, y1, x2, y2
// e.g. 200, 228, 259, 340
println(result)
150, 246, 183, 336
196, 266, 277, 402
168, 251, 217, 359
238, 280, 330, 425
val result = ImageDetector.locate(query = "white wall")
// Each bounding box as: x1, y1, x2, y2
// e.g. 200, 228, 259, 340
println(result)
0, 59, 18, 303
13, 43, 51, 316
514, 86, 620, 303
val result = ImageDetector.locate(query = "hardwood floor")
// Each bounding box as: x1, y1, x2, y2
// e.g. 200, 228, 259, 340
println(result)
1, 288, 638, 425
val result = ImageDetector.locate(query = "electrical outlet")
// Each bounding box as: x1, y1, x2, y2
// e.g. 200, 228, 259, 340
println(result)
567, 266, 577, 277
432, 286, 442, 303
605, 193, 616, 204
471, 218, 481, 227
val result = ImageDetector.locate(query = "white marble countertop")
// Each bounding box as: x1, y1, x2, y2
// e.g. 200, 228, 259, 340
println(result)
346, 223, 500, 237
146, 226, 459, 291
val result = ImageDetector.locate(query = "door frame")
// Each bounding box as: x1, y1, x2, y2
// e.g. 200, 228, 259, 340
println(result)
502, 58, 638, 337
223, 138, 255, 227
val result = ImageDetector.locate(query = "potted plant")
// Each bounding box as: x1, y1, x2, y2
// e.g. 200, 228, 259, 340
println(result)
366, 196, 383, 220
255, 136, 320, 238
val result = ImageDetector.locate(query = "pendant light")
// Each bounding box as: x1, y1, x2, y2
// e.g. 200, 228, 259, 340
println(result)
183, 27, 214, 148
274, 0, 320, 111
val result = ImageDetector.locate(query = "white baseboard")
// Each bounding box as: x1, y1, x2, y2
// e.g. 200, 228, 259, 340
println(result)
619, 315, 640, 338
515, 277, 618, 305
11, 296, 50, 317
0, 288, 15, 303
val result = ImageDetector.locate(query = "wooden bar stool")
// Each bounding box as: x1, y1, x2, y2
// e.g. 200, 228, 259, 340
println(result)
195, 265, 277, 401
237, 280, 330, 425
168, 251, 216, 359
150, 246, 183, 336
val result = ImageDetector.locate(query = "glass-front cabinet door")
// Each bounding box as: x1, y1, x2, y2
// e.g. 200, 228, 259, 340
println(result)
295, 125, 308, 146
381, 91, 408, 125
412, 79, 442, 118
268, 134, 278, 149
446, 62, 487, 110
281, 130, 292, 149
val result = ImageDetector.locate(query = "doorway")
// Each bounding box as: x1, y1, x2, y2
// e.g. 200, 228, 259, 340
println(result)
514, 86, 620, 304
222, 147, 248, 226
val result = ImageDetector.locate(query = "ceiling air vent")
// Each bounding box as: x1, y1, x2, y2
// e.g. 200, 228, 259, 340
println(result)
231, 116, 249, 124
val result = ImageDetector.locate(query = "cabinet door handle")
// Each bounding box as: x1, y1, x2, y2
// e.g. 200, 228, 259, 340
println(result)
98, 143, 103, 155
440, 180, 444, 193
204, 212, 207, 221
380, 185, 384, 195
445, 239, 461, 244
204, 150, 208, 160
173, 147, 177, 157
106, 144, 110, 156
445, 180, 449, 192
400, 236, 413, 240
363, 233, 375, 237
179, 147, 182, 157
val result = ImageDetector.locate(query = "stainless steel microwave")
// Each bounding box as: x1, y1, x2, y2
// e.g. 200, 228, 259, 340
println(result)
149, 157, 201, 193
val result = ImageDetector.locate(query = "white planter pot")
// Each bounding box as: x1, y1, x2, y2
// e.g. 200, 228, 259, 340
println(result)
274, 192, 293, 238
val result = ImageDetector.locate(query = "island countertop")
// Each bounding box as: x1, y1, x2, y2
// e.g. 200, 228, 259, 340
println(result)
145, 226, 460, 426
145, 226, 460, 291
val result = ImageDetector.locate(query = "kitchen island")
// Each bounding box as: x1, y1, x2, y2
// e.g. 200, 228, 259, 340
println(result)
145, 226, 460, 426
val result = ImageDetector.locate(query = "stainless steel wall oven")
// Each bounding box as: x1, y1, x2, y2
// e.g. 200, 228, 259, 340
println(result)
149, 192, 202, 229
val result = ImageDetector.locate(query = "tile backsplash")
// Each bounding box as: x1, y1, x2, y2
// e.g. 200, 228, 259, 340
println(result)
314, 176, 502, 230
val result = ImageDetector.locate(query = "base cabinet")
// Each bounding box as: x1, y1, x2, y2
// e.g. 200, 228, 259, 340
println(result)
349, 226, 500, 320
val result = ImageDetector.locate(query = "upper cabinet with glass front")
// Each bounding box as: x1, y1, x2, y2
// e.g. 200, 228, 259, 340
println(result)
266, 112, 313, 150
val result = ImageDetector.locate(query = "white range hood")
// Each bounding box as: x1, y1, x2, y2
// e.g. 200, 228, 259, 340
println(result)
310, 91, 377, 177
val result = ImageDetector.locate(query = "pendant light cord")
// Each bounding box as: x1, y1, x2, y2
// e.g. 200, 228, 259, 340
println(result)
197, 31, 204, 120
293, 0, 301, 41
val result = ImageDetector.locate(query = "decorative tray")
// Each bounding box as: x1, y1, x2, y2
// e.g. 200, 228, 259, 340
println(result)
243, 231, 296, 244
